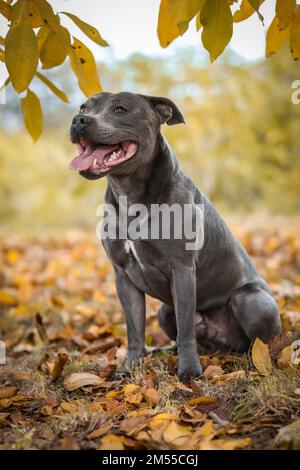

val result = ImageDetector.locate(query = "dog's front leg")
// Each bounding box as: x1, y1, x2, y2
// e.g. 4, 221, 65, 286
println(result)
172, 265, 202, 381
114, 268, 146, 368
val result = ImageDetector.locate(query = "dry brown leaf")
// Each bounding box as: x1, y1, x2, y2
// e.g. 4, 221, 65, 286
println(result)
99, 433, 125, 450
119, 416, 148, 436
0, 386, 18, 399
203, 365, 224, 379
87, 423, 113, 439
200, 437, 252, 450
63, 372, 104, 391
46, 353, 69, 381
143, 388, 160, 406
123, 383, 141, 395
149, 413, 179, 430
163, 421, 192, 448
251, 337, 272, 376
40, 405, 53, 416
59, 401, 78, 414
277, 345, 293, 369
60, 436, 79, 450
187, 396, 217, 406
212, 370, 246, 384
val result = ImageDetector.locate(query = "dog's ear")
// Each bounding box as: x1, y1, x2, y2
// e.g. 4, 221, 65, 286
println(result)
140, 95, 185, 126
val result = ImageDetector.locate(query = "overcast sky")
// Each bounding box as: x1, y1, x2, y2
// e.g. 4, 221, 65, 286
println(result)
0, 0, 278, 92
49, 0, 277, 60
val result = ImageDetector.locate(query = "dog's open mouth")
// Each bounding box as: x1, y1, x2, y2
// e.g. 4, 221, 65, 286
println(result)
70, 138, 138, 174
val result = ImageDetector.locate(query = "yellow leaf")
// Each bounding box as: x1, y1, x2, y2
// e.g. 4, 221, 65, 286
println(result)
5, 5, 38, 92
163, 421, 191, 448
99, 434, 124, 450
149, 413, 179, 429
290, 6, 300, 60
248, 0, 265, 23
35, 0, 70, 47
39, 27, 69, 68
0, 291, 16, 305
143, 388, 160, 406
63, 372, 104, 391
208, 437, 252, 450
36, 23, 50, 51
233, 0, 264, 23
196, 11, 202, 31
20, 89, 43, 142
251, 337, 272, 376
201, 0, 233, 62
203, 365, 224, 379
187, 396, 217, 406
36, 71, 69, 103
28, 0, 42, 28
0, 0, 11, 19
69, 37, 102, 97
212, 370, 246, 384
61, 12, 108, 47
275, 0, 295, 31
123, 384, 140, 395
157, 0, 206, 48
266, 16, 289, 57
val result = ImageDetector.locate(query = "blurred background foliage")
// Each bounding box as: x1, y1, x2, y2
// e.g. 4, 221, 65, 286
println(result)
0, 45, 299, 231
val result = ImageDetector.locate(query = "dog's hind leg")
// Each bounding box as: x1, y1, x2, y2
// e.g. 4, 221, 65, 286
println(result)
228, 282, 282, 344
158, 304, 177, 341
195, 306, 250, 353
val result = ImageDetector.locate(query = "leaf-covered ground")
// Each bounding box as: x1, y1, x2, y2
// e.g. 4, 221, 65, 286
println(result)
0, 222, 300, 450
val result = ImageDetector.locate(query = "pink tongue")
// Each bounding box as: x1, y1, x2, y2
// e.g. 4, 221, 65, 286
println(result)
70, 144, 118, 171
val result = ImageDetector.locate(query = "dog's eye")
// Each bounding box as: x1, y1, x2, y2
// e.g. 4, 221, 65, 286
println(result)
114, 105, 127, 114
79, 106, 86, 113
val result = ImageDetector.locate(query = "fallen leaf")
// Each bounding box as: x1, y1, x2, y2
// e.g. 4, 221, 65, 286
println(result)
212, 370, 246, 384
163, 421, 192, 448
0, 386, 18, 399
203, 365, 224, 379
187, 396, 217, 407
63, 372, 104, 391
251, 338, 272, 376
87, 423, 113, 439
99, 433, 125, 450
149, 413, 179, 430
143, 388, 160, 406
123, 383, 140, 395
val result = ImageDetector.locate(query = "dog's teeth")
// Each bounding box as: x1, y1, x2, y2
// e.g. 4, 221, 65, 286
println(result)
92, 158, 97, 168
109, 151, 118, 161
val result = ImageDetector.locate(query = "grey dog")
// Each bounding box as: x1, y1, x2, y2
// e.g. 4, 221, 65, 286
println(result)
70, 92, 281, 380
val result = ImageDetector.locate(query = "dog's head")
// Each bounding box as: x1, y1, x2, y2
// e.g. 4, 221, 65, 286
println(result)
69, 92, 184, 180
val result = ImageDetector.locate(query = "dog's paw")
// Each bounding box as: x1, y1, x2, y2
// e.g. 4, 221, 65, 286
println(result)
178, 359, 202, 382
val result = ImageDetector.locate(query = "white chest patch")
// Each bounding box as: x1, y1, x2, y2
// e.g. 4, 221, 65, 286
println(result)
125, 240, 144, 270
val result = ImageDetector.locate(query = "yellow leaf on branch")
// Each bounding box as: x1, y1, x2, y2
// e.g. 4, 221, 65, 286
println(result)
69, 37, 102, 97
201, 0, 233, 62
290, 6, 300, 60
20, 89, 43, 142
275, 0, 296, 31
61, 12, 108, 47
266, 16, 289, 57
157, 0, 206, 48
5, 24, 38, 92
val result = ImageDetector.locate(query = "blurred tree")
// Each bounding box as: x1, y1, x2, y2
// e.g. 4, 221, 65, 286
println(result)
1, 46, 299, 224
1, 0, 300, 140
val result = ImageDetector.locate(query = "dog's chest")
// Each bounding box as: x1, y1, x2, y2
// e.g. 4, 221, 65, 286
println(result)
103, 238, 171, 302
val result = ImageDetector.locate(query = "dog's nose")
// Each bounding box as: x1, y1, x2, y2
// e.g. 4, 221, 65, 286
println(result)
72, 115, 92, 131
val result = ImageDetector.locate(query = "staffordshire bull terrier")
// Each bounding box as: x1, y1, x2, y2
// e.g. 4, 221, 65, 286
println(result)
70, 92, 281, 380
